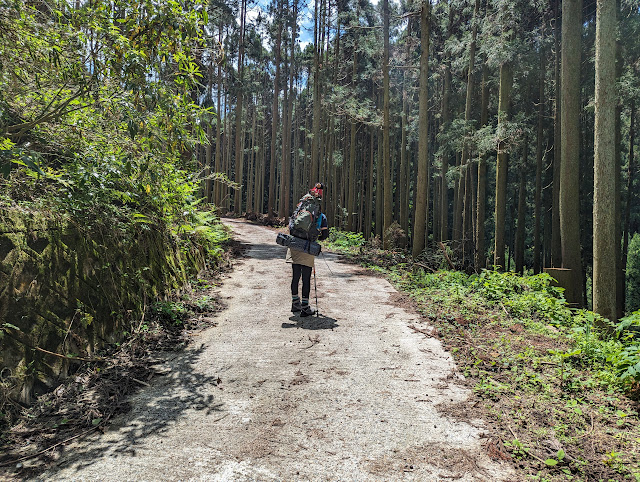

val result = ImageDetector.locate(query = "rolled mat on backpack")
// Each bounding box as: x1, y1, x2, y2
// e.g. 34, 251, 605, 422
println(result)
276, 233, 322, 256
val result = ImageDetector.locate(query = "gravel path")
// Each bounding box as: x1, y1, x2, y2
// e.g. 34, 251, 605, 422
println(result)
40, 219, 514, 481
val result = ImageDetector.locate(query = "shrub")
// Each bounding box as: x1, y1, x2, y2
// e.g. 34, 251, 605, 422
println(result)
326, 228, 366, 251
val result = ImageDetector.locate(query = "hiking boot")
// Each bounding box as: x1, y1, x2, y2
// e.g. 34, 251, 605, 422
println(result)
300, 304, 316, 317
291, 301, 302, 313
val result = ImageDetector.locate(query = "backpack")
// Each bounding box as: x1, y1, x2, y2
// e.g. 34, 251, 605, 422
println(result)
289, 193, 321, 241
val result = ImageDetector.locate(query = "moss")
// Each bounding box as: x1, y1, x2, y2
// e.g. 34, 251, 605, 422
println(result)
0, 206, 205, 403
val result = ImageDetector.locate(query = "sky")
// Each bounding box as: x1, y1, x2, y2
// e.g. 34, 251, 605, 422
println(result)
245, 0, 381, 52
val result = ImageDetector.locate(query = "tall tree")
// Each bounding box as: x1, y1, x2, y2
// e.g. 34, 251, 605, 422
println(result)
268, 0, 282, 217
593, 0, 617, 320
475, 60, 489, 270
494, 58, 513, 270
234, 0, 247, 214
534, 46, 545, 274
413, 0, 431, 258
551, 0, 563, 267
382, 0, 392, 247
559, 0, 584, 305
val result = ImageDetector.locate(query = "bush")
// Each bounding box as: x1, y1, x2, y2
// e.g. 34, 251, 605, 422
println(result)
326, 228, 366, 251
471, 270, 571, 325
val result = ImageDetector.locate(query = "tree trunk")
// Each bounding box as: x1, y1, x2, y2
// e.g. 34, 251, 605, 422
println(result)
247, 102, 256, 213
623, 100, 635, 313
279, 46, 289, 219
311, 0, 321, 185
268, 1, 282, 218
214, 26, 223, 208
475, 61, 489, 270
593, 0, 617, 320
382, 0, 392, 247
413, 1, 430, 258
616, 38, 624, 319
400, 22, 410, 236
552, 0, 562, 267
515, 138, 528, 274
494, 60, 513, 270
234, 0, 247, 214
367, 126, 375, 238
376, 123, 383, 238
461, 0, 479, 262
348, 49, 358, 232
560, 0, 585, 305
534, 47, 545, 274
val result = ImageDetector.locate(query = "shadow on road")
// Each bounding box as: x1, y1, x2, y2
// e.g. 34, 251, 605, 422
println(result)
248, 242, 289, 260
282, 315, 339, 330
42, 345, 224, 477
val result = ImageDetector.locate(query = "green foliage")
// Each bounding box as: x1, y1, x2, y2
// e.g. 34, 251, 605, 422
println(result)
0, 0, 228, 264
399, 267, 640, 391
471, 271, 571, 325
325, 228, 366, 251
151, 301, 189, 326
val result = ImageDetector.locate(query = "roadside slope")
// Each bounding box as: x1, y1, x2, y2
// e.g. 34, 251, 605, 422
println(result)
40, 219, 514, 481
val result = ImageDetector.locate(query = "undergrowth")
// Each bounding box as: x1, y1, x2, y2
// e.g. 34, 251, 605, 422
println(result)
328, 235, 640, 481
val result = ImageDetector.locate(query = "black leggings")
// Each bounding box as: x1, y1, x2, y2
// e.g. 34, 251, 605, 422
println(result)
291, 264, 312, 299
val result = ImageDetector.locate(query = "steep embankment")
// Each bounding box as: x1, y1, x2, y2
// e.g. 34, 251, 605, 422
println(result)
0, 207, 205, 405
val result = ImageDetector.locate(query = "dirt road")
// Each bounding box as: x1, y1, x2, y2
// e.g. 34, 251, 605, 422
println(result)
41, 219, 514, 481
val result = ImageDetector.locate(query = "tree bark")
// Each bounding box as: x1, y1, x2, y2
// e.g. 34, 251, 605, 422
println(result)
494, 60, 513, 270
593, 0, 617, 320
268, 0, 282, 218
475, 61, 489, 270
461, 0, 479, 262
515, 137, 528, 274
382, 0, 392, 247
348, 45, 358, 232
234, 0, 247, 214
560, 0, 584, 305
214, 26, 223, 208
623, 100, 635, 313
413, 1, 430, 258
534, 47, 545, 274
552, 0, 562, 267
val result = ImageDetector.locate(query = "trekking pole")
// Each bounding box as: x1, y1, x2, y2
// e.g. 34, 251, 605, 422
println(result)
313, 266, 319, 317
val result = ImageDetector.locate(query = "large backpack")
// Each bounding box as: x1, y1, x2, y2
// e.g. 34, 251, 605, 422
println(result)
289, 193, 321, 241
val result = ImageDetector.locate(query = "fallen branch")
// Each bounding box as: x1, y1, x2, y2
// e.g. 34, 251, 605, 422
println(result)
414, 262, 436, 273
499, 302, 511, 320
131, 377, 150, 387
0, 419, 107, 467
408, 324, 431, 337
506, 422, 548, 465
439, 242, 455, 270
34, 347, 105, 363
2, 326, 105, 363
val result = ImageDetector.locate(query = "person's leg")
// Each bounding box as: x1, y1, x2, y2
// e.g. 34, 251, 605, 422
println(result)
291, 264, 302, 312
300, 265, 315, 316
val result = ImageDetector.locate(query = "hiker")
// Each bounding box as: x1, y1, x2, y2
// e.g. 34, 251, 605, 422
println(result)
288, 183, 329, 317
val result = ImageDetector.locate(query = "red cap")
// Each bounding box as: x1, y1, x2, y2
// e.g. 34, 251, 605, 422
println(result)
310, 182, 324, 198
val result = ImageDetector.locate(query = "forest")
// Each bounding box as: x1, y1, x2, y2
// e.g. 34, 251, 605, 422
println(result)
2, 0, 639, 319
3, 0, 640, 479
200, 0, 639, 322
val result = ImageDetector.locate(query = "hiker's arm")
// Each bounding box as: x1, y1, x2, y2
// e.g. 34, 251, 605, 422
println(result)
319, 215, 329, 241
